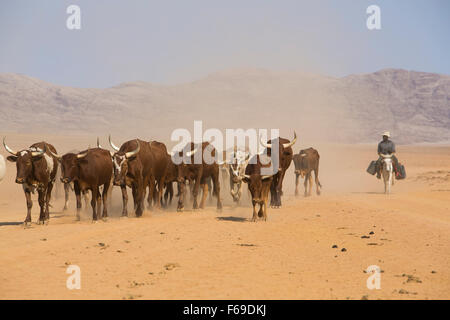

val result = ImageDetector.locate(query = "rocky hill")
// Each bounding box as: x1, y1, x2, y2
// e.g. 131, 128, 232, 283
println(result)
0, 68, 448, 144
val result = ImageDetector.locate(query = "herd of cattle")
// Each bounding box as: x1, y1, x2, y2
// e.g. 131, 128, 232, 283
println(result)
1, 133, 321, 225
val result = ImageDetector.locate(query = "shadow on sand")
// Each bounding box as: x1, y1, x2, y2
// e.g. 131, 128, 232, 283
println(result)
216, 216, 247, 223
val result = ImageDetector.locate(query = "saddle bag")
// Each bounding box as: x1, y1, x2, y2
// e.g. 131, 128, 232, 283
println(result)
396, 163, 406, 180
366, 160, 377, 175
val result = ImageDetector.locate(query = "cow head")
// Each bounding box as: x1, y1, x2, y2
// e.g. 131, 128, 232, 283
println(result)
3, 137, 46, 184
110, 138, 140, 186
57, 151, 89, 183
242, 173, 273, 203
293, 153, 308, 177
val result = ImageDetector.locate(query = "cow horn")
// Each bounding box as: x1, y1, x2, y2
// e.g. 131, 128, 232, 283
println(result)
260, 135, 272, 149
97, 137, 102, 149
282, 131, 297, 148
243, 174, 250, 180
77, 149, 89, 159
108, 135, 120, 151
31, 145, 46, 157
261, 174, 273, 180
186, 147, 198, 157
125, 140, 140, 158
47, 148, 61, 160
3, 137, 18, 156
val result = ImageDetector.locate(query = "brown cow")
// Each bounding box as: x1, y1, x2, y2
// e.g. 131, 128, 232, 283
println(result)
260, 132, 297, 208
174, 142, 222, 211
242, 154, 275, 221
52, 148, 113, 221
293, 147, 321, 197
3, 138, 59, 226
109, 136, 151, 217
148, 141, 171, 209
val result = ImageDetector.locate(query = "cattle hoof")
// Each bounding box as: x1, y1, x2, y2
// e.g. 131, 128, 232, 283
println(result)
23, 221, 31, 228
102, 217, 108, 222
92, 220, 98, 224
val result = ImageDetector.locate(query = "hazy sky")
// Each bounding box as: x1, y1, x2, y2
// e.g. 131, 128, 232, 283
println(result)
0, 0, 448, 88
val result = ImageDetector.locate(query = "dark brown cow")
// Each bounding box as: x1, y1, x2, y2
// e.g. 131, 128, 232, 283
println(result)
3, 138, 59, 226
109, 136, 151, 217
53, 148, 113, 221
242, 154, 275, 221
293, 147, 321, 197
174, 142, 222, 211
260, 132, 297, 208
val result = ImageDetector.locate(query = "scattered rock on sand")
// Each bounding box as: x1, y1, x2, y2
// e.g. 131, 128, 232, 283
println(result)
341, 248, 347, 252
332, 245, 338, 248
164, 263, 180, 271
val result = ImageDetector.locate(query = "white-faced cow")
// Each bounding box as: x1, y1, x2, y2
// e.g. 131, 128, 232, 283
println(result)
3, 138, 59, 226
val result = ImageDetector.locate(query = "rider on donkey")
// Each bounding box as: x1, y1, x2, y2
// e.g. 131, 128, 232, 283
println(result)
376, 131, 399, 179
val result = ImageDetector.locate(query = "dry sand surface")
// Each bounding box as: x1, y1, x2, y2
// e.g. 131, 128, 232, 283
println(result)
0, 134, 449, 300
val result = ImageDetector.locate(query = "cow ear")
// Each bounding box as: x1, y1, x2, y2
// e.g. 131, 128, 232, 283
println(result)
7, 156, 18, 162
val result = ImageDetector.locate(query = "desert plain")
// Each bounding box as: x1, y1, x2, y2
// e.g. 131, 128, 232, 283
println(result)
0, 133, 449, 300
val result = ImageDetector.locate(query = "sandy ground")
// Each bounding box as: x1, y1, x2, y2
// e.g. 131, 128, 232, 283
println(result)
0, 134, 449, 300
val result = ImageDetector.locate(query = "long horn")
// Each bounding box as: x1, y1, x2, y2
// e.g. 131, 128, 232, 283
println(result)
77, 150, 89, 159
282, 131, 297, 148
186, 147, 198, 157
31, 145, 46, 157
125, 140, 140, 158
243, 174, 250, 180
108, 134, 120, 151
260, 135, 272, 149
3, 137, 18, 156
97, 137, 102, 149
47, 148, 61, 160
261, 174, 273, 180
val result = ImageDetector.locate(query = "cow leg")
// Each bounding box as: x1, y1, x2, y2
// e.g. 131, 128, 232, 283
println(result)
91, 187, 98, 221
135, 178, 144, 217
295, 174, 300, 196
270, 177, 277, 208
314, 169, 321, 195
147, 177, 155, 210
23, 186, 32, 226
101, 182, 110, 220
96, 187, 102, 221
257, 203, 263, 218
276, 170, 286, 207
308, 173, 313, 196
155, 176, 165, 210
251, 200, 258, 222
177, 181, 186, 212
213, 172, 222, 211
120, 186, 128, 217
63, 183, 70, 210
304, 173, 309, 197
192, 173, 202, 210
263, 200, 268, 222
37, 188, 46, 224
199, 183, 208, 209
45, 182, 54, 222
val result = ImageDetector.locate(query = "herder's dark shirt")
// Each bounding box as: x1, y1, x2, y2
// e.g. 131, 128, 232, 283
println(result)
378, 140, 396, 155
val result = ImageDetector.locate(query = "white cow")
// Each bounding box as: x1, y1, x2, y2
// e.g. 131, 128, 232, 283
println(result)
0, 154, 5, 182
227, 149, 250, 204
381, 154, 394, 194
